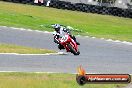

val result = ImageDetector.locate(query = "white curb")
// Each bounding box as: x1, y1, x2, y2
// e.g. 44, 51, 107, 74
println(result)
1, 26, 132, 46
0, 52, 67, 56
1, 26, 52, 34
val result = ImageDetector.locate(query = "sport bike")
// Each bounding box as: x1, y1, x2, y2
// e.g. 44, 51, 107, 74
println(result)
57, 32, 80, 55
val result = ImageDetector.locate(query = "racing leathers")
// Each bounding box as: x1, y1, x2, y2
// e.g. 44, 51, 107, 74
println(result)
53, 26, 80, 50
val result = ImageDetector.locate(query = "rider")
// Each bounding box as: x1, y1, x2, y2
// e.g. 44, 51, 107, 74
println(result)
52, 24, 80, 50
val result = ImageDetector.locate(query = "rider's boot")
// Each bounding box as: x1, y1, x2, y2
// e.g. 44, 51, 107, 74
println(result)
71, 35, 80, 45
76, 41, 80, 45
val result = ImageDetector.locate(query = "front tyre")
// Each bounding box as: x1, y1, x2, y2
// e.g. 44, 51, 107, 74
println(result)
67, 44, 80, 55
77, 51, 80, 55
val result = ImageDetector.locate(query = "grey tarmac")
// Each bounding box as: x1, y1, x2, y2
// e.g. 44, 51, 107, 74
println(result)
0, 26, 132, 73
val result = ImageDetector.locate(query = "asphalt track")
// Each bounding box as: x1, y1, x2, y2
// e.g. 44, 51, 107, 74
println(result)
0, 26, 132, 74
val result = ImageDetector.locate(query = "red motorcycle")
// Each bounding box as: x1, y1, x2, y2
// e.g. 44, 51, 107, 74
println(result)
57, 33, 80, 55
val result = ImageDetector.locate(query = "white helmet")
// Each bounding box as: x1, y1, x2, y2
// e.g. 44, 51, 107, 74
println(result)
52, 24, 61, 32
54, 24, 60, 29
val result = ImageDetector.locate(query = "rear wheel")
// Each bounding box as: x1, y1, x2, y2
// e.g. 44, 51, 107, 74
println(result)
67, 44, 80, 55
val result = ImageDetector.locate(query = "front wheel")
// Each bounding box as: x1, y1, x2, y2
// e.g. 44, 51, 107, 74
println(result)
67, 44, 80, 55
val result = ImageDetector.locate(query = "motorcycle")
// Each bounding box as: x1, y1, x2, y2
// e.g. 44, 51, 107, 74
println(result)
57, 32, 80, 55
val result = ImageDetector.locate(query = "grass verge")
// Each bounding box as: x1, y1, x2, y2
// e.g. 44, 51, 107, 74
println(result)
0, 44, 56, 54
0, 72, 127, 88
0, 1, 132, 42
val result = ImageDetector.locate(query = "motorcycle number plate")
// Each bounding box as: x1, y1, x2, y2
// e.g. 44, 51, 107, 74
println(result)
60, 36, 68, 42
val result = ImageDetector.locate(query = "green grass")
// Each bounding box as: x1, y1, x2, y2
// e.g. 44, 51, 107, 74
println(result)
0, 72, 127, 88
0, 44, 56, 54
0, 1, 132, 42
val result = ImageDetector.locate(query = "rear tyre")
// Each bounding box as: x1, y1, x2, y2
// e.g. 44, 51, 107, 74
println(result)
67, 44, 80, 55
